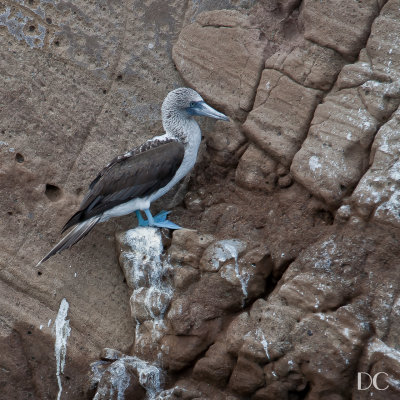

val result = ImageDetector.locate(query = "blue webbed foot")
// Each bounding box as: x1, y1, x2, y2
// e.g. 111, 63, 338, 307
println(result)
143, 209, 182, 230
153, 220, 182, 230
153, 210, 170, 223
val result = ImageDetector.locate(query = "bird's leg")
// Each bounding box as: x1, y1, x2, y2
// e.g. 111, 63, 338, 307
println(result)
144, 209, 182, 230
135, 210, 149, 227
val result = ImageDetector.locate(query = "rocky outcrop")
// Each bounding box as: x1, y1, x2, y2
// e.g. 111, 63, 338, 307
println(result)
2, 0, 400, 399
292, 1, 400, 206
173, 10, 266, 120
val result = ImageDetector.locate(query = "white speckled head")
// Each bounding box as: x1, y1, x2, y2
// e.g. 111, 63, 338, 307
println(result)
162, 87, 203, 113
161, 87, 229, 137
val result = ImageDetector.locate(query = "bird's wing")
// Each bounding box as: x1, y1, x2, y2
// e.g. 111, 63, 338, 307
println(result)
62, 139, 185, 231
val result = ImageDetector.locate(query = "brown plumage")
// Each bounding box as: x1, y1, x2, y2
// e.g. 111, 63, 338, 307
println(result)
62, 140, 184, 232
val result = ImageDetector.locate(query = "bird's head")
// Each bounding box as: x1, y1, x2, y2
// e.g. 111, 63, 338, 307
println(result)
162, 87, 229, 122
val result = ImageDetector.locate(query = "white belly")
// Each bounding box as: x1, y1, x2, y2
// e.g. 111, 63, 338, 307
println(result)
100, 197, 150, 222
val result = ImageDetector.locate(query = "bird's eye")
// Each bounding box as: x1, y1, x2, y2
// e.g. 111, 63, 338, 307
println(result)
190, 101, 196, 107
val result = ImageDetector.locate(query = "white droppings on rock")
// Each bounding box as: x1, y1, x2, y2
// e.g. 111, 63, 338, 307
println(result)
341, 327, 351, 339
93, 359, 131, 400
130, 357, 163, 399
114, 227, 175, 397
309, 155, 322, 172
388, 160, 400, 181
120, 227, 164, 289
201, 239, 246, 272
54, 298, 71, 400
93, 356, 163, 400
256, 328, 270, 360
215, 240, 250, 303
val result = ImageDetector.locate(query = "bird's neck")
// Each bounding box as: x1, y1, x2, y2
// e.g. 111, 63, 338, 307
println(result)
162, 112, 201, 145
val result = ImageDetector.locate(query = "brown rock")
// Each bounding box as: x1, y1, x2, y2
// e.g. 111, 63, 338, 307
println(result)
169, 229, 215, 268
162, 325, 218, 371
366, 1, 400, 80
336, 51, 374, 90
228, 356, 265, 395
302, 0, 379, 58
291, 88, 379, 205
193, 342, 235, 387
265, 40, 345, 91
244, 69, 323, 166
277, 174, 292, 188
205, 120, 247, 167
291, 0, 400, 206
219, 224, 400, 399
173, 10, 266, 119
173, 266, 200, 291
0, 322, 39, 399
351, 110, 400, 228
235, 144, 277, 192
167, 273, 242, 335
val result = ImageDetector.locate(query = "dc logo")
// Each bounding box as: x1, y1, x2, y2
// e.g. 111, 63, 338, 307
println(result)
357, 372, 389, 391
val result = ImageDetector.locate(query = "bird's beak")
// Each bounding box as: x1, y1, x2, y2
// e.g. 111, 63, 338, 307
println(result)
192, 101, 229, 121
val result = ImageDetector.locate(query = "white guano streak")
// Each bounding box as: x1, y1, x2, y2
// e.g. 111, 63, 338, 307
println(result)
54, 298, 71, 400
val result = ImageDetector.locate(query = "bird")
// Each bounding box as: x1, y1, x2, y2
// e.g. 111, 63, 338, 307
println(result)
36, 88, 229, 265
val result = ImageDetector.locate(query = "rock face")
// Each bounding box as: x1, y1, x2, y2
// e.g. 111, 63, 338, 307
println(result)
2, 0, 400, 400
173, 10, 266, 120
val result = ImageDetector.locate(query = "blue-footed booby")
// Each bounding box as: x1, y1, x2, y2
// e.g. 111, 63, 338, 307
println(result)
37, 88, 229, 265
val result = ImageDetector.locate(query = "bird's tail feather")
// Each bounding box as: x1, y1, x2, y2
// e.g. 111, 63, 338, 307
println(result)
36, 216, 101, 266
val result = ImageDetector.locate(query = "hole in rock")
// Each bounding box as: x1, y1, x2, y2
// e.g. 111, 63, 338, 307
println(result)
15, 153, 24, 163
27, 330, 32, 335
314, 209, 334, 226
290, 381, 311, 399
37, 271, 42, 276
46, 17, 52, 24
7, 211, 13, 216
116, 74, 122, 81
54, 40, 60, 47
45, 184, 62, 202
29, 25, 35, 32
